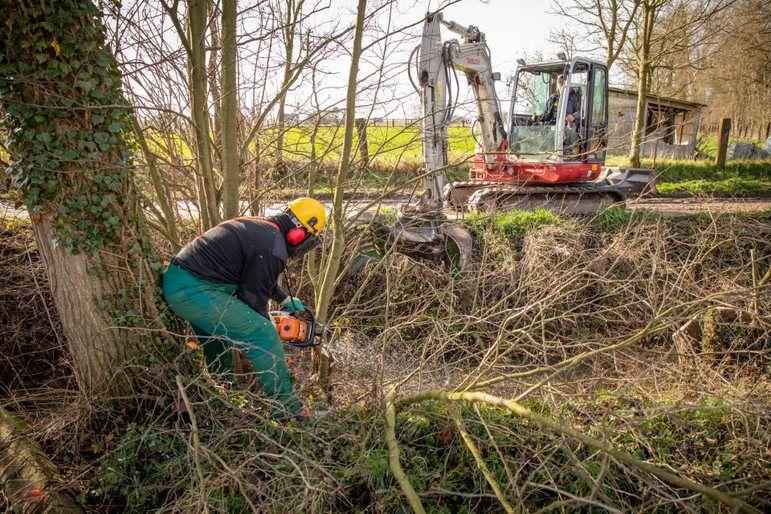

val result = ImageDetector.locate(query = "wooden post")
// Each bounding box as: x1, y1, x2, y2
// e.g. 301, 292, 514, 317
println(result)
765, 121, 770, 141
355, 117, 369, 168
716, 117, 731, 170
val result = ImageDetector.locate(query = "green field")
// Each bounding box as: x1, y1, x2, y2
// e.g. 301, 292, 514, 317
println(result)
278, 126, 769, 197
6, 125, 768, 198
272, 124, 477, 168
606, 154, 770, 196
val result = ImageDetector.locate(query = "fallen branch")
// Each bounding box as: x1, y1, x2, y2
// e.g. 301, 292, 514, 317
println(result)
390, 390, 760, 514
383, 390, 426, 514
452, 410, 516, 514
0, 407, 82, 513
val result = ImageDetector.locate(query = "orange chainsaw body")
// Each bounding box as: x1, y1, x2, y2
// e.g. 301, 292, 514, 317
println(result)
271, 313, 309, 343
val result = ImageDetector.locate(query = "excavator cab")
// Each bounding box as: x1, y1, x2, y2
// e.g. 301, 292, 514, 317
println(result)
509, 58, 609, 163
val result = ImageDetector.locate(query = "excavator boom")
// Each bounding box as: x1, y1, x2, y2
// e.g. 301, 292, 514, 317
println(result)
416, 12, 507, 209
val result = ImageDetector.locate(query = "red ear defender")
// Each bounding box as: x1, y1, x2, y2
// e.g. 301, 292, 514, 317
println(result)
286, 227, 307, 245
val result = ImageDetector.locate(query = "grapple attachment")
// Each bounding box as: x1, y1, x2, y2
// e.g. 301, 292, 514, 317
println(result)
370, 211, 475, 272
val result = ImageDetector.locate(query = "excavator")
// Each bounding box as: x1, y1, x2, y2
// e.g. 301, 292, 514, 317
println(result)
373, 11, 655, 270
414, 11, 655, 213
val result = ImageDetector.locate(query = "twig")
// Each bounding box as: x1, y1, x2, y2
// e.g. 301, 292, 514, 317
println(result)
452, 409, 517, 514
175, 375, 209, 514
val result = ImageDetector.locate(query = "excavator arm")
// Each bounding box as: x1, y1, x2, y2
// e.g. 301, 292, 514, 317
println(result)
416, 12, 507, 208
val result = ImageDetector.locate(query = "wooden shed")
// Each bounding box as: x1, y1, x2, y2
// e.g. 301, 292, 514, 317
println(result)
608, 87, 705, 159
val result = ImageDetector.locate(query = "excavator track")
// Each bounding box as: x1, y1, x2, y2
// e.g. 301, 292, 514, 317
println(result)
445, 181, 625, 214
442, 180, 499, 210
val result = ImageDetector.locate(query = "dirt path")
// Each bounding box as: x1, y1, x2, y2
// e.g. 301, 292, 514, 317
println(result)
2, 196, 769, 222
626, 197, 770, 214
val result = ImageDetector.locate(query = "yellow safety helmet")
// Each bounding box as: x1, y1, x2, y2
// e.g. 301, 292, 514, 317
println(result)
287, 197, 326, 235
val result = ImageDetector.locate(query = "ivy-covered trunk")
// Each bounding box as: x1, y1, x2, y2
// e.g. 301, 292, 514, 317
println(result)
0, 0, 174, 401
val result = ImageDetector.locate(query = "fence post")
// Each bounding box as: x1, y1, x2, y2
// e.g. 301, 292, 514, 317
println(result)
355, 118, 369, 168
716, 117, 731, 171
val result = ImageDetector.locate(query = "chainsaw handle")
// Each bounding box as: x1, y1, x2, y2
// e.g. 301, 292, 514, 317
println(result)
296, 308, 318, 347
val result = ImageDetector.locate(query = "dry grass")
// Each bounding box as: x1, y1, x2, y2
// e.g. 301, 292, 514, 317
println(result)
1, 210, 769, 512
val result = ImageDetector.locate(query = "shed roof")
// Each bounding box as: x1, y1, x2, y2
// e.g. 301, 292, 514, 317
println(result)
609, 86, 706, 109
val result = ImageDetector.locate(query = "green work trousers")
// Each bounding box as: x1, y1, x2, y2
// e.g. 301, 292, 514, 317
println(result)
162, 263, 301, 417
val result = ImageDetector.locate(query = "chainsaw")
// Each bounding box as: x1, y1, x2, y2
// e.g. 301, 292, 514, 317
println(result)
269, 308, 324, 347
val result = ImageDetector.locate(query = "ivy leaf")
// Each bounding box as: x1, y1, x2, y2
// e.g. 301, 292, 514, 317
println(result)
78, 78, 97, 91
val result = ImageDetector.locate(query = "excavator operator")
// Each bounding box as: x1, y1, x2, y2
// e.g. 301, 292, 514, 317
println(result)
531, 74, 581, 126
162, 197, 326, 420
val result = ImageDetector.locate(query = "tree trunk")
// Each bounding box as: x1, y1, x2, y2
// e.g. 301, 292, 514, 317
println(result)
32, 219, 149, 397
629, 61, 648, 167
306, 71, 322, 283
208, 9, 223, 169
312, 0, 368, 379
188, 0, 221, 227
275, 1, 299, 177
629, 2, 654, 168
249, 138, 262, 216
355, 118, 369, 168
221, 0, 240, 219
0, 0, 176, 401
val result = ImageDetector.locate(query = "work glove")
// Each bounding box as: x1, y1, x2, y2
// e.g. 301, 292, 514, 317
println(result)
280, 296, 306, 313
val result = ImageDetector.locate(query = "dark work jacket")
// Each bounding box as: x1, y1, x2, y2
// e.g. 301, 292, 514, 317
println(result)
172, 218, 288, 318
538, 88, 581, 124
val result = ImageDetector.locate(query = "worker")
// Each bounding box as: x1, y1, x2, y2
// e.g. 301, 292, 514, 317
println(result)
162, 198, 326, 420
531, 75, 581, 125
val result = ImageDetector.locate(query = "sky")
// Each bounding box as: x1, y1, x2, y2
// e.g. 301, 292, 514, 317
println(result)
305, 0, 589, 119
429, 0, 581, 68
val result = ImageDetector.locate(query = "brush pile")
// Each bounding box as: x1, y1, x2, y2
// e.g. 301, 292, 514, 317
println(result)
1, 210, 769, 512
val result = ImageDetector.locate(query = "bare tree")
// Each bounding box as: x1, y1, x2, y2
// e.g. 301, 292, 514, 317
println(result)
552, 0, 641, 69
274, 0, 307, 177
313, 0, 368, 378
626, 0, 734, 166
186, 0, 221, 226
681, 0, 770, 136
108, 0, 343, 233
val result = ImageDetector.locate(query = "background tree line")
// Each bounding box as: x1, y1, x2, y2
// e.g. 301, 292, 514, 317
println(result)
553, 0, 770, 164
